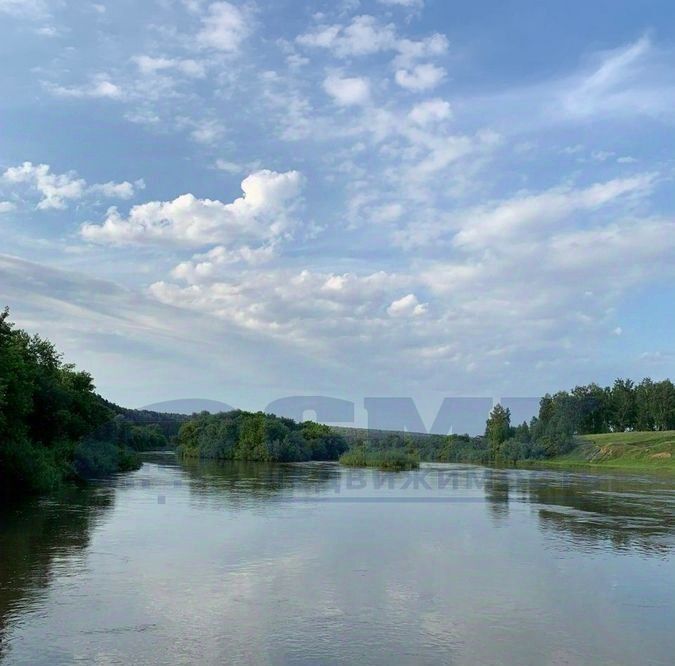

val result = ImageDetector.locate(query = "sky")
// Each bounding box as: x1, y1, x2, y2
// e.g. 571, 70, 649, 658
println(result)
1, 0, 674, 426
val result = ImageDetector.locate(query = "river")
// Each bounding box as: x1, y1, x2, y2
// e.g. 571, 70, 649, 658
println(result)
1, 456, 673, 665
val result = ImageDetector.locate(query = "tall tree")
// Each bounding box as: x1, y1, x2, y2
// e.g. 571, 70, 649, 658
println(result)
609, 378, 637, 432
485, 404, 512, 460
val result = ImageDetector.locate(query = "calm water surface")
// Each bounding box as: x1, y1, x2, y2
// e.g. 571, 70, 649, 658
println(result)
1, 456, 673, 665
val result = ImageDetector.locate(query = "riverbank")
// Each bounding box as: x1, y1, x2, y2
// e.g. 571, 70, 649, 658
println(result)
532, 431, 675, 472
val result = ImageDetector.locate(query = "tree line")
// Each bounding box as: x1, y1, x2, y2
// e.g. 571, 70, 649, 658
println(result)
484, 378, 675, 464
334, 378, 675, 466
177, 410, 348, 462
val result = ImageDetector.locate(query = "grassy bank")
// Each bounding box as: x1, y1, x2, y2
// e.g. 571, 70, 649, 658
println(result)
538, 431, 675, 471
339, 448, 420, 471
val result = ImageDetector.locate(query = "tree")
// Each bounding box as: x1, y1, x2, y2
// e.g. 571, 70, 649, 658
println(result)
571, 383, 609, 434
635, 378, 656, 431
651, 380, 675, 431
609, 378, 637, 432
485, 404, 512, 460
513, 421, 531, 443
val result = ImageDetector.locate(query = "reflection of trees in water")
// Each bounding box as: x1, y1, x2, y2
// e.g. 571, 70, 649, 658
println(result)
483, 470, 510, 522
0, 487, 114, 659
178, 459, 342, 510
511, 471, 675, 554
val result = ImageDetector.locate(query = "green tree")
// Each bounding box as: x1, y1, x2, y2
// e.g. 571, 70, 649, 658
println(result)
571, 383, 609, 434
651, 380, 675, 431
485, 404, 512, 460
609, 378, 637, 432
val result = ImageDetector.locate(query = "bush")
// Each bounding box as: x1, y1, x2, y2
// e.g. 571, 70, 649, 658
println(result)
73, 439, 141, 479
0, 436, 63, 496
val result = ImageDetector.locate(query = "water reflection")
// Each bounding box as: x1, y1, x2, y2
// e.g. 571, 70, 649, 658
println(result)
179, 458, 342, 509
0, 486, 114, 660
483, 471, 510, 522
0, 459, 673, 665
175, 459, 675, 554
515, 469, 675, 555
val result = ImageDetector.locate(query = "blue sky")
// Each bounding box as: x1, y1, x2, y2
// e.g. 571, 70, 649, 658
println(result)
1, 0, 674, 422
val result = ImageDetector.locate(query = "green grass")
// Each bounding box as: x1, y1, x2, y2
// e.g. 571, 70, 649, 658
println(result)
541, 431, 675, 472
339, 448, 420, 471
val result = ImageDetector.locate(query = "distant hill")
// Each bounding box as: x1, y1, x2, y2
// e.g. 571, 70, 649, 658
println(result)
141, 399, 235, 415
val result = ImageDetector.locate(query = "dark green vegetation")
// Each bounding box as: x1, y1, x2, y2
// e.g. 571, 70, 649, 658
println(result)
339, 447, 420, 471
334, 379, 675, 471
177, 410, 348, 462
484, 378, 675, 468
0, 310, 181, 497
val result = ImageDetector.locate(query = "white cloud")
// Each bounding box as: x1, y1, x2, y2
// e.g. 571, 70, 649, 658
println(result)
387, 294, 427, 317
150, 268, 412, 345
132, 55, 206, 78
0, 0, 49, 19
3, 162, 86, 210
296, 24, 341, 50
371, 203, 404, 224
297, 15, 447, 64
452, 173, 655, 249
2, 162, 143, 210
171, 243, 278, 283
393, 34, 448, 68
395, 63, 446, 91
214, 159, 244, 174
147, 203, 675, 374
89, 179, 145, 199
45, 75, 123, 100
81, 169, 304, 247
378, 0, 424, 6
298, 15, 395, 57
197, 1, 249, 52
0, 201, 17, 213
560, 36, 652, 118
323, 74, 370, 106
190, 118, 226, 144
408, 98, 452, 125
473, 36, 675, 129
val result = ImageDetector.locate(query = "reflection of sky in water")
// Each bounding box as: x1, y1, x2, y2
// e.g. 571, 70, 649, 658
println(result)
1, 460, 673, 665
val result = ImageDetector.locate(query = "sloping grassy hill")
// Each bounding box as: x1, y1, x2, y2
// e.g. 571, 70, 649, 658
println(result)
549, 431, 675, 471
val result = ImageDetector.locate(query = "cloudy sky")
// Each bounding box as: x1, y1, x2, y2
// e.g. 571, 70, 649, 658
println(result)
1, 0, 674, 423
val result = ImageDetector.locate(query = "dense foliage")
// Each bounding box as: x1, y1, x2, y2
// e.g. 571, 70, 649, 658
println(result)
102, 400, 187, 439
336, 378, 675, 467
177, 410, 348, 462
485, 378, 675, 464
0, 309, 171, 496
